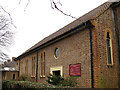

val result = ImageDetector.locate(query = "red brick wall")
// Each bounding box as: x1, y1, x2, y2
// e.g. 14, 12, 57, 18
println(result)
18, 28, 92, 88
92, 7, 119, 88
37, 29, 92, 88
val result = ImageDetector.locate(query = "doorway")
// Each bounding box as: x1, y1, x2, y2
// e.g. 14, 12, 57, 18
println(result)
53, 70, 60, 76
13, 74, 15, 79
50, 66, 63, 76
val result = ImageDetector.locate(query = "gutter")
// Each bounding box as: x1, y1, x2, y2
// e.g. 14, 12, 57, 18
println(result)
89, 24, 94, 88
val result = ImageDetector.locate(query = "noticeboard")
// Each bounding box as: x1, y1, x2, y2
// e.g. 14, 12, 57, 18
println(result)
69, 63, 81, 76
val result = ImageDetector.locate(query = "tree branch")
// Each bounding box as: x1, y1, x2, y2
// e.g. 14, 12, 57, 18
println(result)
0, 6, 17, 29
24, 0, 30, 12
0, 23, 9, 31
50, 0, 77, 19
0, 51, 9, 61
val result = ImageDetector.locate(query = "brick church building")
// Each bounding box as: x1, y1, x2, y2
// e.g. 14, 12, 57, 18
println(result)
14, 1, 120, 88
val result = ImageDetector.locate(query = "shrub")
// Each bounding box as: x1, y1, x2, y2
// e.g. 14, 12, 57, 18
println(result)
61, 77, 78, 87
46, 74, 64, 85
17, 74, 31, 81
2, 80, 11, 89
2, 80, 55, 89
46, 74, 78, 87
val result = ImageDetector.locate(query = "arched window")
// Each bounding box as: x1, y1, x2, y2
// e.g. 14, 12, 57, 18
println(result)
106, 32, 113, 65
32, 56, 36, 76
32, 58, 34, 76
25, 59, 28, 75
40, 52, 45, 77
43, 52, 45, 76
41, 53, 43, 76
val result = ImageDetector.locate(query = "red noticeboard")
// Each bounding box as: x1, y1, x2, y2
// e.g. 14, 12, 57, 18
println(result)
69, 63, 81, 76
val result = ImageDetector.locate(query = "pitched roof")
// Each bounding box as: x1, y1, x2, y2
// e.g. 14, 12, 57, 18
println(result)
2, 61, 15, 68
16, 2, 113, 59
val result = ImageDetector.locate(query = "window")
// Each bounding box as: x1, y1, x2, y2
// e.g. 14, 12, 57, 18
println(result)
43, 52, 45, 76
32, 57, 36, 76
40, 53, 43, 77
106, 32, 113, 65
54, 48, 59, 58
40, 52, 45, 77
25, 60, 28, 75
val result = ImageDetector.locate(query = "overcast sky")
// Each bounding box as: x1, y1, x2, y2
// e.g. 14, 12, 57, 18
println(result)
0, 0, 108, 60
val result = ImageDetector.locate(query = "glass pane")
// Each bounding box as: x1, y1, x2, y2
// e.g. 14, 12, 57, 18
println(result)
32, 59, 33, 75
55, 48, 59, 58
44, 53, 45, 75
107, 46, 112, 64
106, 32, 112, 64
41, 53, 43, 76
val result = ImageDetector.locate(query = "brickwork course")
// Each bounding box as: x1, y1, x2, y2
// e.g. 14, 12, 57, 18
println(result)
14, 1, 120, 88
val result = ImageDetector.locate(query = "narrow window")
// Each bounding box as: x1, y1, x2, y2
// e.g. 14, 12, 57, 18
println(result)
32, 57, 35, 76
32, 57, 34, 76
33, 57, 35, 76
40, 52, 45, 77
41, 53, 43, 76
25, 60, 28, 75
106, 32, 113, 65
43, 52, 45, 76
20, 60, 23, 74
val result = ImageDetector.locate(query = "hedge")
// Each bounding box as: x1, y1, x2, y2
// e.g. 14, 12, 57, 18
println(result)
2, 80, 56, 89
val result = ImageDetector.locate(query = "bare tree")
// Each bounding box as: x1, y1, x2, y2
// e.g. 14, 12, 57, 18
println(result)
0, 6, 15, 61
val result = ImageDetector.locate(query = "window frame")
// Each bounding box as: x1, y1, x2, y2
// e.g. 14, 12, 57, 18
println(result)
40, 52, 46, 78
